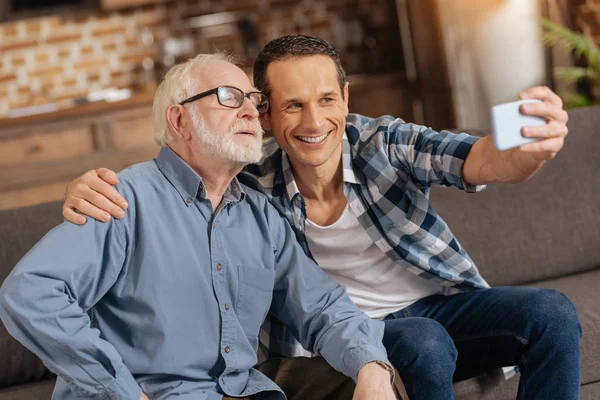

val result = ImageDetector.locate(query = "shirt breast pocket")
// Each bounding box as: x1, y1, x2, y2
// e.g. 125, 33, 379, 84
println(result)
236, 264, 276, 338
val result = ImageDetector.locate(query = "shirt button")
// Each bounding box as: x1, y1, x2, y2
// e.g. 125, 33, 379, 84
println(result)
224, 304, 230, 310
213, 223, 216, 229
216, 264, 222, 271
186, 198, 193, 204
225, 346, 231, 353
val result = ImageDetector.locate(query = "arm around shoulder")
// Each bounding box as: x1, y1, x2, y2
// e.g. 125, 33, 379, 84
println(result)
63, 168, 128, 225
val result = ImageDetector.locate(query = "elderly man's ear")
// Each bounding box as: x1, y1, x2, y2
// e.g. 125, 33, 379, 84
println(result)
166, 104, 194, 141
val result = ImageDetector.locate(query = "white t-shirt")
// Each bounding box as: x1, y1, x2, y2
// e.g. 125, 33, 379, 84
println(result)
305, 204, 443, 319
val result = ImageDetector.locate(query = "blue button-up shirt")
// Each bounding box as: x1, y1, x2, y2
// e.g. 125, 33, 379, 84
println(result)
0, 147, 390, 400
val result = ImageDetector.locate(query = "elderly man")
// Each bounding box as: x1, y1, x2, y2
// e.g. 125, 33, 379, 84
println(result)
0, 53, 398, 400
63, 35, 581, 399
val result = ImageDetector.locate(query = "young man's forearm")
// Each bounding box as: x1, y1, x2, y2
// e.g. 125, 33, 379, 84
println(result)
462, 136, 545, 185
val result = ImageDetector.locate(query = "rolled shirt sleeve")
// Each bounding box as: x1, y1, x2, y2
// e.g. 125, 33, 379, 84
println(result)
388, 120, 486, 193
0, 218, 141, 399
264, 201, 392, 381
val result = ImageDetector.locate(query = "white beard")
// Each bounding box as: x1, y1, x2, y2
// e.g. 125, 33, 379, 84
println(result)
191, 112, 263, 164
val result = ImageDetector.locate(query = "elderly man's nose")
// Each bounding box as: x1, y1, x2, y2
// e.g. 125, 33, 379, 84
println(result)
238, 97, 259, 119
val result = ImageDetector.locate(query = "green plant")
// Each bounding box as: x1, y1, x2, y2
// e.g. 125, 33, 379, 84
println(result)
541, 18, 600, 108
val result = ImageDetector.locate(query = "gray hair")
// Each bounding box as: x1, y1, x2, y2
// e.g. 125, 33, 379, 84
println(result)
153, 52, 237, 146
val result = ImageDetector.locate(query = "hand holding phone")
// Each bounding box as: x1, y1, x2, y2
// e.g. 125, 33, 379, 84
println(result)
491, 99, 547, 151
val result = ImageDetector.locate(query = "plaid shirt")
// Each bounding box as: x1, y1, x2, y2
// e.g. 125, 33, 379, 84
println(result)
239, 113, 491, 360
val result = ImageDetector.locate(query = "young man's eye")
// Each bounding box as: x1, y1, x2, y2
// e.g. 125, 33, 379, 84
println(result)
321, 98, 334, 104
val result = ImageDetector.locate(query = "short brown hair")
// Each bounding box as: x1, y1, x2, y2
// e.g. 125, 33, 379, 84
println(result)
253, 35, 347, 102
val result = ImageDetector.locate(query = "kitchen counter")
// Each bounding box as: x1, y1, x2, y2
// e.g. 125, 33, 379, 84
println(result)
0, 89, 159, 211
0, 72, 414, 132
0, 90, 155, 132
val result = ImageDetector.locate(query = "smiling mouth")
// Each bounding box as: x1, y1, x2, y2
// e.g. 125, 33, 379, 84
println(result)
296, 131, 330, 144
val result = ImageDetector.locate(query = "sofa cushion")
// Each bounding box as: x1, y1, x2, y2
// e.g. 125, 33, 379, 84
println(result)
430, 106, 600, 286
0, 201, 63, 388
0, 378, 55, 399
454, 268, 600, 399
530, 268, 600, 386
454, 368, 518, 400
0, 201, 64, 282
455, 371, 600, 400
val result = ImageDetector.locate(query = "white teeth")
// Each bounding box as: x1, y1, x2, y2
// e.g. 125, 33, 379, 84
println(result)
297, 133, 328, 143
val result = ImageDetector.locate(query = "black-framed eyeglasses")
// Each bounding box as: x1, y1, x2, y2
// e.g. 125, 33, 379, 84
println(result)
179, 85, 269, 114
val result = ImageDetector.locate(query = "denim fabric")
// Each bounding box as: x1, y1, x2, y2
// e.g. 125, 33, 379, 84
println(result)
383, 286, 582, 400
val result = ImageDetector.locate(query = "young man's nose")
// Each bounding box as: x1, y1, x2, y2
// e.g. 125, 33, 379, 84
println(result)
301, 104, 325, 130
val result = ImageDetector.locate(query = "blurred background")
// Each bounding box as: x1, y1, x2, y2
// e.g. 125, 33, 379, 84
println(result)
0, 0, 596, 209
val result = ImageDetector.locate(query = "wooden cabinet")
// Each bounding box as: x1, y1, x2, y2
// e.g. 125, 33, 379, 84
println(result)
0, 93, 159, 211
111, 108, 157, 150
347, 73, 415, 122
0, 125, 95, 167
100, 0, 165, 10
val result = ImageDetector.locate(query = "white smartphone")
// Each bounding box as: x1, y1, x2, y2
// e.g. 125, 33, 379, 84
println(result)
491, 99, 546, 151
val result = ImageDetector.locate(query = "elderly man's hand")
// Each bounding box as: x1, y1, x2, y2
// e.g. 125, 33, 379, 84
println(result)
62, 168, 126, 224
352, 362, 397, 400
140, 392, 150, 400
517, 86, 569, 161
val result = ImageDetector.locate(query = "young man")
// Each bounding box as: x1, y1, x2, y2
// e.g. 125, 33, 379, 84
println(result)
0, 53, 398, 400
62, 36, 581, 399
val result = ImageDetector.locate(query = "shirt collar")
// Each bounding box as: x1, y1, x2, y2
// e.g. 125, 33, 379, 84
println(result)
155, 146, 245, 206
281, 132, 360, 201
341, 132, 359, 184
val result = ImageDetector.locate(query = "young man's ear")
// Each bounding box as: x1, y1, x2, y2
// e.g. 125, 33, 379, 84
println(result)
260, 112, 272, 131
166, 104, 193, 141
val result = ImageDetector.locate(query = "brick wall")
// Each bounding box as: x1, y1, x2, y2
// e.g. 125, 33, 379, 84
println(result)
0, 0, 402, 117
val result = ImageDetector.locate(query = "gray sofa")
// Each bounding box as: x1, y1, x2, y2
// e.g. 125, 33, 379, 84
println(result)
0, 106, 598, 399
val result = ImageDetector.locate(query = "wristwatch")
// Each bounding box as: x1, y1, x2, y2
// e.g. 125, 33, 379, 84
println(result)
372, 360, 395, 382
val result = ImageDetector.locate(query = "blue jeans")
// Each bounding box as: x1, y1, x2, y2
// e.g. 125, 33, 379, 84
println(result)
382, 286, 581, 400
